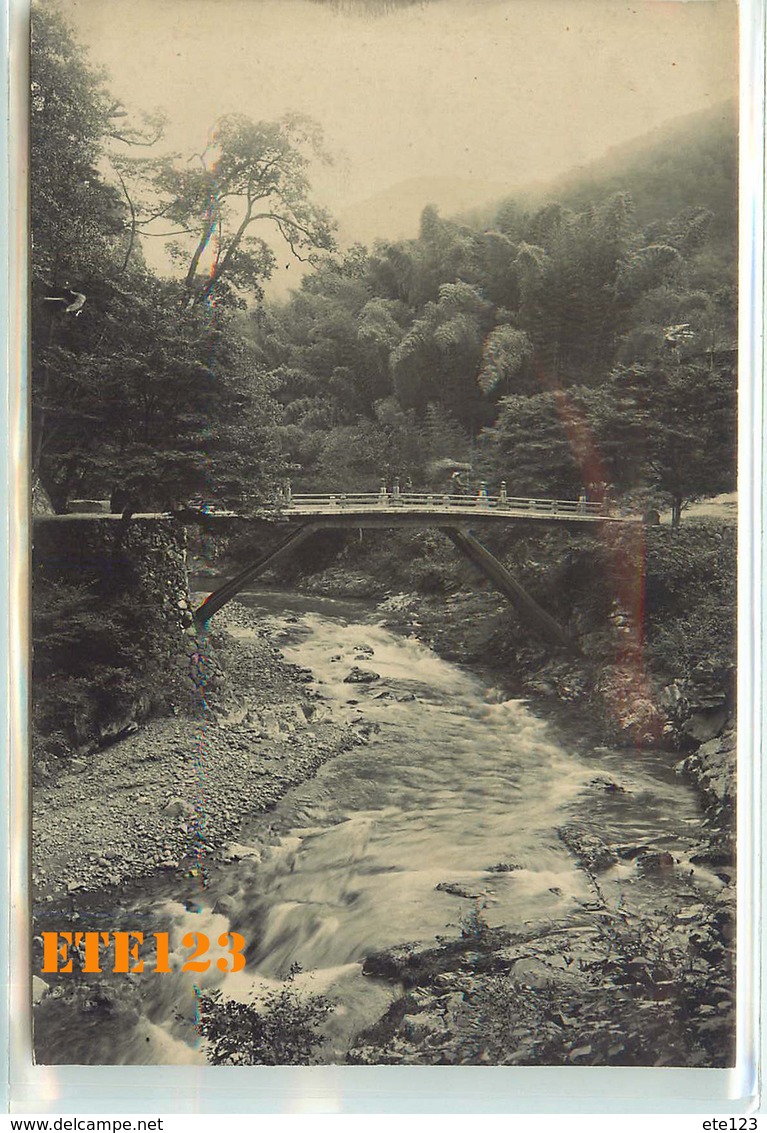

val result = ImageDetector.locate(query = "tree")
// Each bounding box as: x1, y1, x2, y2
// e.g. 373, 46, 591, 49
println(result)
34, 269, 285, 510
607, 358, 736, 525
144, 113, 337, 306
30, 4, 126, 290
390, 281, 493, 425
30, 7, 291, 512
477, 325, 533, 395
31, 3, 129, 502
481, 390, 602, 498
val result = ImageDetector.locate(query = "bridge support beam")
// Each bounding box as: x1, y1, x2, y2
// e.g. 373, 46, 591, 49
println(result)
194, 524, 318, 627
442, 527, 573, 650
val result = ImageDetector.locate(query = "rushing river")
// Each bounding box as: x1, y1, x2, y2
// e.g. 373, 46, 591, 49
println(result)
40, 588, 722, 1065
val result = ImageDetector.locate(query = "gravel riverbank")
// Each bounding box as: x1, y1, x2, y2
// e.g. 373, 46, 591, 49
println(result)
32, 601, 363, 902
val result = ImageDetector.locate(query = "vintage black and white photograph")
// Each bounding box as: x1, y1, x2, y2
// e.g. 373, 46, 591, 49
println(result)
30, 0, 738, 1068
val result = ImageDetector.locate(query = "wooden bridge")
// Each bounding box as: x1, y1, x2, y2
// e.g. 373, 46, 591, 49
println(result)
194, 489, 638, 648
279, 490, 612, 526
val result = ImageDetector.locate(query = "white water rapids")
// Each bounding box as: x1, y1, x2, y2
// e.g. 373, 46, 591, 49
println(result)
41, 589, 722, 1065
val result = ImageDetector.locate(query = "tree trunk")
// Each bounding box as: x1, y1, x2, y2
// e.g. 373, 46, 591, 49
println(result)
671, 494, 683, 528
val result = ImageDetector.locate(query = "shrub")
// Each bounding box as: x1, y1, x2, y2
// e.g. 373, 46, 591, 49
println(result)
196, 974, 333, 1065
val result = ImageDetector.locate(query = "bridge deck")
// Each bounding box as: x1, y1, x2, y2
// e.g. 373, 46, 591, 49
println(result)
39, 492, 639, 526
280, 493, 631, 525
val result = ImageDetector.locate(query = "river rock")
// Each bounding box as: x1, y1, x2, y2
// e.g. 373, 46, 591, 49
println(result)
436, 880, 485, 899
362, 943, 427, 983
343, 667, 380, 684
589, 776, 626, 794
163, 796, 196, 818
557, 825, 617, 872
682, 709, 729, 744
676, 903, 705, 923
636, 850, 675, 874
615, 843, 653, 861
400, 1011, 444, 1044
213, 895, 237, 918
220, 842, 261, 863
259, 710, 283, 739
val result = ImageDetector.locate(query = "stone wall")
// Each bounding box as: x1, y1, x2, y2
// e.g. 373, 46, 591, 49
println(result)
32, 517, 201, 762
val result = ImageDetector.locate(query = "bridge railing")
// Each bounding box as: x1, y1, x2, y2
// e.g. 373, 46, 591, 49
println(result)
284, 492, 606, 516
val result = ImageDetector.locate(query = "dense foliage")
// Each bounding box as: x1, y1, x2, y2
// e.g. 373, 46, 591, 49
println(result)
254, 160, 736, 517
32, 3, 736, 520
30, 5, 326, 512
196, 978, 333, 1065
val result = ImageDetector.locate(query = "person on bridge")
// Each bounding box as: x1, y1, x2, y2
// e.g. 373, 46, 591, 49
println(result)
451, 470, 469, 495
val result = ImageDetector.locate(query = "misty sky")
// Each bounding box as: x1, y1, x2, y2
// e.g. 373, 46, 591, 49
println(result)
62, 0, 738, 287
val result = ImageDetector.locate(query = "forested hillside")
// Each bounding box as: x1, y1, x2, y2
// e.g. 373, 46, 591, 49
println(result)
468, 102, 738, 242
253, 130, 736, 523
32, 4, 736, 528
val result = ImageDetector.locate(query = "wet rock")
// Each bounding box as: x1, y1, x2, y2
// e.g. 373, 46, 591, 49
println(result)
486, 862, 522, 873
557, 825, 617, 872
343, 667, 380, 684
435, 881, 484, 900
213, 896, 237, 918
615, 843, 654, 861
363, 943, 428, 983
589, 776, 626, 794
636, 850, 675, 874
220, 842, 261, 863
